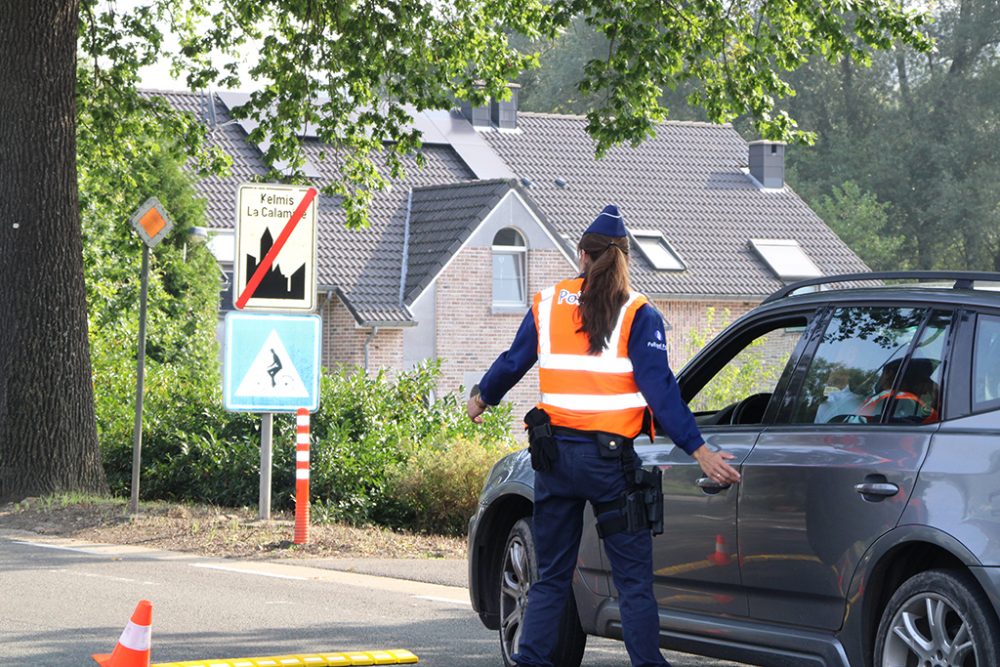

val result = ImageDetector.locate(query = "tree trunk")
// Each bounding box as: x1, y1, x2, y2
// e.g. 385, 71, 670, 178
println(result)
0, 0, 107, 502
840, 55, 860, 134
895, 48, 913, 120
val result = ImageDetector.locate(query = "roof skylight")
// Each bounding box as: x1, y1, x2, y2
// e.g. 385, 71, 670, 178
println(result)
750, 238, 823, 282
631, 230, 685, 271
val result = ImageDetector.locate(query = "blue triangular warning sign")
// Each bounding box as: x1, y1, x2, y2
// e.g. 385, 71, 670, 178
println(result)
235, 330, 309, 398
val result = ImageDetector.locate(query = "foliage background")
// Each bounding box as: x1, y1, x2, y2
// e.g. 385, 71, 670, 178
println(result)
81, 130, 516, 535
513, 0, 1000, 272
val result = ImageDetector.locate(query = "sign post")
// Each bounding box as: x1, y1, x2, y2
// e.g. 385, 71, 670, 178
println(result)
260, 413, 273, 521
127, 198, 175, 515
228, 183, 320, 530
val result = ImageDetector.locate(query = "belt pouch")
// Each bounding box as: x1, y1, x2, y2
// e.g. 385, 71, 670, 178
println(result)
524, 407, 556, 472
595, 432, 626, 459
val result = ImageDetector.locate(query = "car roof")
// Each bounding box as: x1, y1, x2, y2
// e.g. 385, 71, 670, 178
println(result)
761, 271, 1000, 310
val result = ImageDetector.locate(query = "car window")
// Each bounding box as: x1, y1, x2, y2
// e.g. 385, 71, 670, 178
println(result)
689, 320, 806, 425
789, 307, 931, 424
887, 311, 950, 424
974, 314, 1000, 413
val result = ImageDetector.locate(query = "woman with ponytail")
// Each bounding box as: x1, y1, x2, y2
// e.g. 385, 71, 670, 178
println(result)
468, 205, 740, 667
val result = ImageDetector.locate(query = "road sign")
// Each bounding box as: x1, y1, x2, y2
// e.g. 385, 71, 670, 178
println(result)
224, 312, 321, 412
234, 183, 318, 312
129, 197, 174, 248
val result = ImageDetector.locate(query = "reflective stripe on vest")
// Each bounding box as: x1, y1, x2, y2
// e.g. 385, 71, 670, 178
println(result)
533, 278, 648, 435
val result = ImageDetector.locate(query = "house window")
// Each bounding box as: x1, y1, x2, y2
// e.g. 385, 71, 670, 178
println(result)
631, 230, 685, 271
493, 228, 527, 306
750, 238, 823, 282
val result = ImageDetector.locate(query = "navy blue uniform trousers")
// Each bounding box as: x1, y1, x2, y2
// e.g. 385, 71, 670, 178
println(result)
512, 435, 669, 667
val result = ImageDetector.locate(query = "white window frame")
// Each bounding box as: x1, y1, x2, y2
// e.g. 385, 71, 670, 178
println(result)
631, 229, 686, 271
492, 228, 528, 310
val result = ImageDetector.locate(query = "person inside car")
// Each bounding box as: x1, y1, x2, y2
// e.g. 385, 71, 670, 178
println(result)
857, 358, 939, 424
815, 365, 865, 423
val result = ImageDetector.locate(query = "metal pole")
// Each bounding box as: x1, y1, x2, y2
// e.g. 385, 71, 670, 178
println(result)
129, 244, 151, 515
259, 412, 273, 520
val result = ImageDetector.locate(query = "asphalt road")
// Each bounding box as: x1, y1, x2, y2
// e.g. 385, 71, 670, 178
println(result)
0, 531, 748, 667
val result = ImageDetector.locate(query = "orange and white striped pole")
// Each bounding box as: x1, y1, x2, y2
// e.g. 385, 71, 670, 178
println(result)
294, 408, 310, 544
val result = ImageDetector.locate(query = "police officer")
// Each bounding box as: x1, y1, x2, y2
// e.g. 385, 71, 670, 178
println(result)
467, 204, 741, 667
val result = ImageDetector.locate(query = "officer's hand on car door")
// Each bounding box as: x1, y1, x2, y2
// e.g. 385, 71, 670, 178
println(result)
692, 444, 741, 485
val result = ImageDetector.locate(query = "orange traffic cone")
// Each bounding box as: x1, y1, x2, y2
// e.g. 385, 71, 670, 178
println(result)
92, 600, 152, 667
707, 534, 731, 566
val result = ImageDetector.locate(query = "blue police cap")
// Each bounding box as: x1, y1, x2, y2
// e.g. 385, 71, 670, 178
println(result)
584, 204, 627, 238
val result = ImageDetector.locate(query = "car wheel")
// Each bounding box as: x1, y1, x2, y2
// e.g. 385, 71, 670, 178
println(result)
875, 569, 1000, 667
499, 518, 586, 667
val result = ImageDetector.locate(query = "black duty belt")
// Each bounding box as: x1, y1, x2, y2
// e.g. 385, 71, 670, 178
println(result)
551, 425, 633, 447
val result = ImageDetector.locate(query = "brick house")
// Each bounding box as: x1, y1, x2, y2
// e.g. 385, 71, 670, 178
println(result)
162, 90, 868, 419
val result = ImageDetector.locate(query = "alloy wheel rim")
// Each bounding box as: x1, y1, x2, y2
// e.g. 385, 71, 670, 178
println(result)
882, 592, 978, 667
500, 536, 531, 661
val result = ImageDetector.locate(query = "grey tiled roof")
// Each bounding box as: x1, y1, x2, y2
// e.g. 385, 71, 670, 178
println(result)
482, 113, 868, 297
160, 91, 476, 325
404, 179, 515, 305
157, 91, 866, 323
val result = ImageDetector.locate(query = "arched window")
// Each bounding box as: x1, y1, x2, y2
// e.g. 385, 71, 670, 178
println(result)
492, 228, 527, 306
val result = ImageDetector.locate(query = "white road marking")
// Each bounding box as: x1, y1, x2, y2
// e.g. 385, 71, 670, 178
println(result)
192, 563, 309, 580
4, 533, 469, 605
12, 540, 107, 555
413, 595, 471, 606
47, 568, 159, 585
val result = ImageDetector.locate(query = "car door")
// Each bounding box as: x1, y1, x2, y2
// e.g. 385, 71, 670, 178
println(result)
614, 310, 816, 618
737, 306, 954, 630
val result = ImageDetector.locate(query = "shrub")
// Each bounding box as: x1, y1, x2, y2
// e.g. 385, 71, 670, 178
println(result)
300, 362, 515, 526
383, 436, 521, 536
99, 358, 517, 529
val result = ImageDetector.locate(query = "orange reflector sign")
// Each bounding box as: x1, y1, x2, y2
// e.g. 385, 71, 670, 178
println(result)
130, 197, 174, 248
139, 207, 166, 239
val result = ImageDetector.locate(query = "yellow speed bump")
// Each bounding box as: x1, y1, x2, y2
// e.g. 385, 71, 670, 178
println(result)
152, 650, 418, 667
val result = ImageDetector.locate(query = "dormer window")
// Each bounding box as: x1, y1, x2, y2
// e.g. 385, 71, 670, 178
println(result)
493, 228, 527, 307
631, 230, 685, 271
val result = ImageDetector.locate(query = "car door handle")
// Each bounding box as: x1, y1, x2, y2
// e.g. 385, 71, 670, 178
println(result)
854, 481, 899, 498
697, 476, 731, 491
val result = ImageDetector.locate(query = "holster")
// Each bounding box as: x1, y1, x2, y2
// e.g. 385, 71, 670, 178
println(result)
640, 466, 664, 536
524, 407, 558, 472
593, 446, 664, 538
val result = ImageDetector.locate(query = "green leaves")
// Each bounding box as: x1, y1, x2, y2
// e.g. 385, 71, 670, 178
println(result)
78, 0, 930, 227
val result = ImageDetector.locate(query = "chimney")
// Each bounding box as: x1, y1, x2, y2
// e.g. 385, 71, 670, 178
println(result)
491, 83, 520, 130
461, 98, 492, 128
748, 141, 785, 188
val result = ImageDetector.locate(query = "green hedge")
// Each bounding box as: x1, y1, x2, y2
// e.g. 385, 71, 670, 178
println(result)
83, 141, 518, 536
97, 361, 516, 532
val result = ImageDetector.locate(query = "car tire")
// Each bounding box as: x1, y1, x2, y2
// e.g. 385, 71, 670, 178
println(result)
499, 518, 587, 667
874, 569, 1000, 667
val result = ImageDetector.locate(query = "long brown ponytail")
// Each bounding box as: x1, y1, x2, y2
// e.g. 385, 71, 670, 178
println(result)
577, 233, 630, 354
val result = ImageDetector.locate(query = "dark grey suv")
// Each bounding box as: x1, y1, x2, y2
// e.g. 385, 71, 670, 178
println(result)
468, 271, 1000, 667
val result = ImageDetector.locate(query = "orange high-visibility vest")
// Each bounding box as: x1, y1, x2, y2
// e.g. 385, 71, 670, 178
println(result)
859, 389, 939, 424
533, 277, 649, 436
